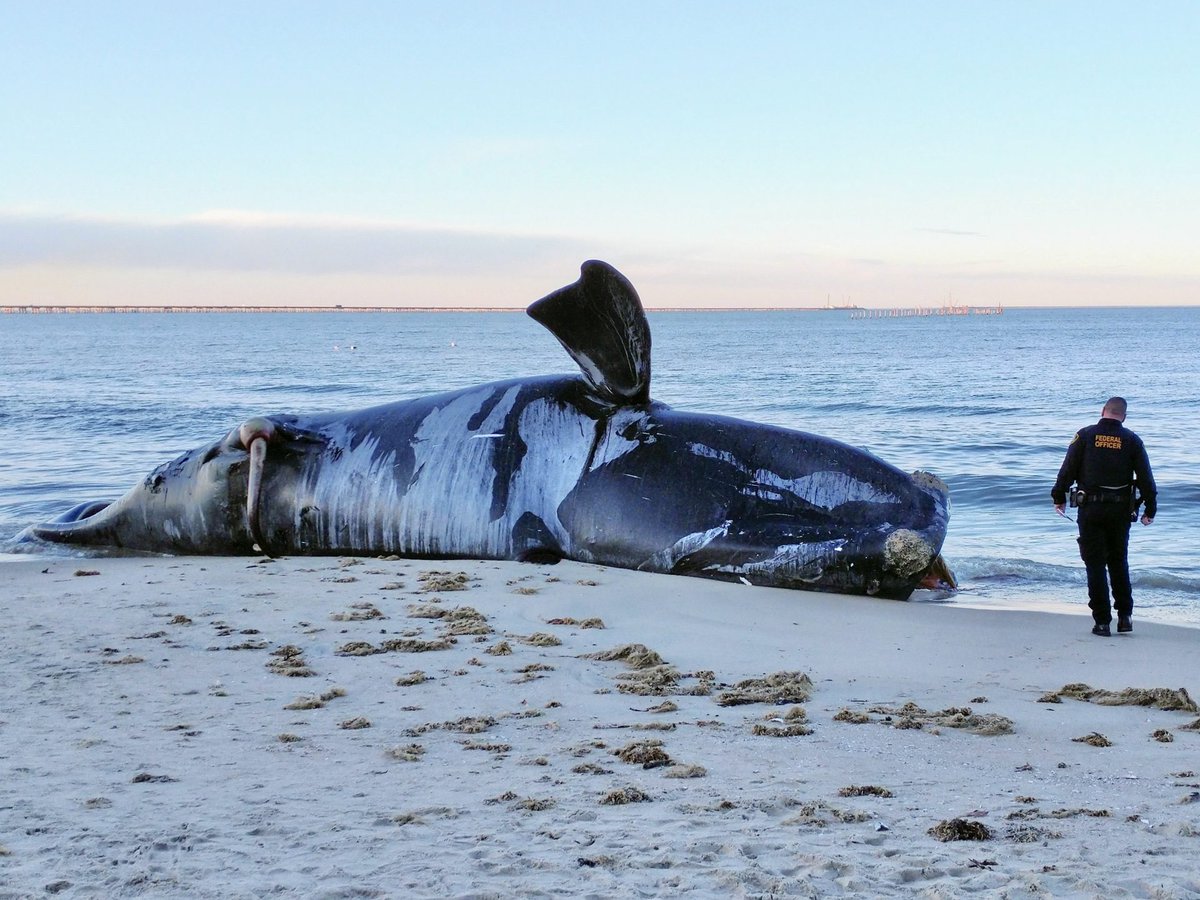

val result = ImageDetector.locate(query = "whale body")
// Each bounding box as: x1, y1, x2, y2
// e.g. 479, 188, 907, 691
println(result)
27, 261, 952, 600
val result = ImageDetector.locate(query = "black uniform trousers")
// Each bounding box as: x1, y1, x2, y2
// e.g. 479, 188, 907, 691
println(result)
1076, 501, 1132, 625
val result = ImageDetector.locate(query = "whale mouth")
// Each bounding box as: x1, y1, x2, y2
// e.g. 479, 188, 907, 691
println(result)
917, 554, 957, 591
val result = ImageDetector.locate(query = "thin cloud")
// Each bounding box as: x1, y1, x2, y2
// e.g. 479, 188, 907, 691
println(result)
915, 227, 983, 237
0, 211, 592, 276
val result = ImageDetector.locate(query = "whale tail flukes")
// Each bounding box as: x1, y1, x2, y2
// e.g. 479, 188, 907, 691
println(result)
527, 260, 651, 406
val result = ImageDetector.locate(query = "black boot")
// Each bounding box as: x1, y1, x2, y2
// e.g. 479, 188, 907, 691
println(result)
1092, 622, 1112, 637
1117, 615, 1132, 633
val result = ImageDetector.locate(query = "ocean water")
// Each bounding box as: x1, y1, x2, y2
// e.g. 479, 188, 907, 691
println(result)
2, 306, 1197, 627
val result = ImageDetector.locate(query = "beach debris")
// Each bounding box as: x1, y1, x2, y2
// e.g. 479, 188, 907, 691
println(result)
854, 700, 1012, 734
573, 762, 614, 775
600, 787, 652, 805
1153, 729, 1175, 743
336, 637, 455, 655
1006, 824, 1062, 843
632, 701, 679, 714
266, 645, 316, 677
1056, 683, 1198, 713
459, 739, 511, 753
583, 643, 666, 669
330, 603, 385, 621
860, 701, 1015, 735
1037, 692, 1063, 703
336, 640, 379, 656
512, 586, 539, 595
970, 696, 989, 703
519, 631, 562, 646
716, 671, 813, 707
1007, 807, 1110, 820
782, 800, 871, 826
751, 722, 813, 737
928, 818, 992, 841
103, 654, 144, 665
441, 607, 492, 636
838, 785, 894, 798
284, 687, 346, 710
168, 614, 193, 625
338, 716, 371, 730
417, 570, 472, 592
613, 738, 673, 769
1072, 731, 1113, 747
277, 733, 303, 743
967, 858, 997, 869
546, 616, 605, 628
386, 743, 426, 762
576, 579, 598, 586
379, 581, 405, 591
395, 670, 429, 686
406, 715, 497, 736
131, 772, 178, 784
73, 569, 100, 577
624, 666, 714, 697
833, 708, 871, 724
513, 797, 556, 811
1181, 792, 1200, 804
663, 764, 707, 778
485, 640, 512, 656
1180, 718, 1200, 731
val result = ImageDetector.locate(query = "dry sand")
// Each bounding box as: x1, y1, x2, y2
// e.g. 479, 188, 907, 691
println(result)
1, 555, 1198, 898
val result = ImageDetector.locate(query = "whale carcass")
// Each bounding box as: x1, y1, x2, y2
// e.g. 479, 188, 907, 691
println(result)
28, 260, 953, 600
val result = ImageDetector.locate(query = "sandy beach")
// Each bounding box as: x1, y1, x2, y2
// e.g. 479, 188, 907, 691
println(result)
2, 554, 1197, 898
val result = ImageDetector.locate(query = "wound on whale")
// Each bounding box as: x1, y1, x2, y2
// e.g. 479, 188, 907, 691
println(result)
26, 260, 954, 600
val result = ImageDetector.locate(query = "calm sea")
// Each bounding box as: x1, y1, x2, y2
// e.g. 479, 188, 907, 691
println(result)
2, 306, 1197, 627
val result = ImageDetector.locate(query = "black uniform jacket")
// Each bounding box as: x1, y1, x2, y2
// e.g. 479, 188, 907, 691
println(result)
1052, 417, 1157, 518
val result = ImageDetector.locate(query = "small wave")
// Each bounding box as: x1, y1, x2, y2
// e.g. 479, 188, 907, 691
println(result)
951, 555, 1200, 596
258, 383, 370, 395
952, 555, 1083, 586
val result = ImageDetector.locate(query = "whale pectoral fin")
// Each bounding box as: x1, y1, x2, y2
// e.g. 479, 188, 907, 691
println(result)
512, 512, 564, 566
527, 260, 651, 405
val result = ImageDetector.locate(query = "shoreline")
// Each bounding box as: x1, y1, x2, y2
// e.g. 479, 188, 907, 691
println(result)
2, 555, 1198, 896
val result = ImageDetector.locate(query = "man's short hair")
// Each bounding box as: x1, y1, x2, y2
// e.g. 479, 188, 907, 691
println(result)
1103, 396, 1128, 417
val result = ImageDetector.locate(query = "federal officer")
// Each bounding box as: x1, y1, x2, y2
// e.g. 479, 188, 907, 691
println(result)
1052, 397, 1156, 636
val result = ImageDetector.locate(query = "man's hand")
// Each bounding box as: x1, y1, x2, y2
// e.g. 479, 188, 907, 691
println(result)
1054, 503, 1066, 516
1140, 515, 1154, 526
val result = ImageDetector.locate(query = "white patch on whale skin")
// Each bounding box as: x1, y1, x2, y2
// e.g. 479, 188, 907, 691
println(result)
586, 408, 644, 471
683, 441, 900, 510
713, 540, 847, 583
506, 398, 595, 550
755, 470, 900, 510
299, 385, 596, 557
643, 523, 729, 572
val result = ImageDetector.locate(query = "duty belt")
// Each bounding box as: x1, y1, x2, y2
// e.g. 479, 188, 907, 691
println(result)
1085, 485, 1130, 504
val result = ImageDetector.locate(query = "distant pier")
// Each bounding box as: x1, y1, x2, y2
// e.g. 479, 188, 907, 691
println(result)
0, 305, 516, 314
849, 305, 1003, 319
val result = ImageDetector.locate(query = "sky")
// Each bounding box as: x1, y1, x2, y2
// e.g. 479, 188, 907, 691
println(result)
1, 1, 1197, 309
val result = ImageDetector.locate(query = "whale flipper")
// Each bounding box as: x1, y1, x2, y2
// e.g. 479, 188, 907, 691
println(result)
527, 259, 651, 405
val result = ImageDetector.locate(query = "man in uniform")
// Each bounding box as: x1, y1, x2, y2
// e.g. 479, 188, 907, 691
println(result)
1052, 397, 1156, 636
